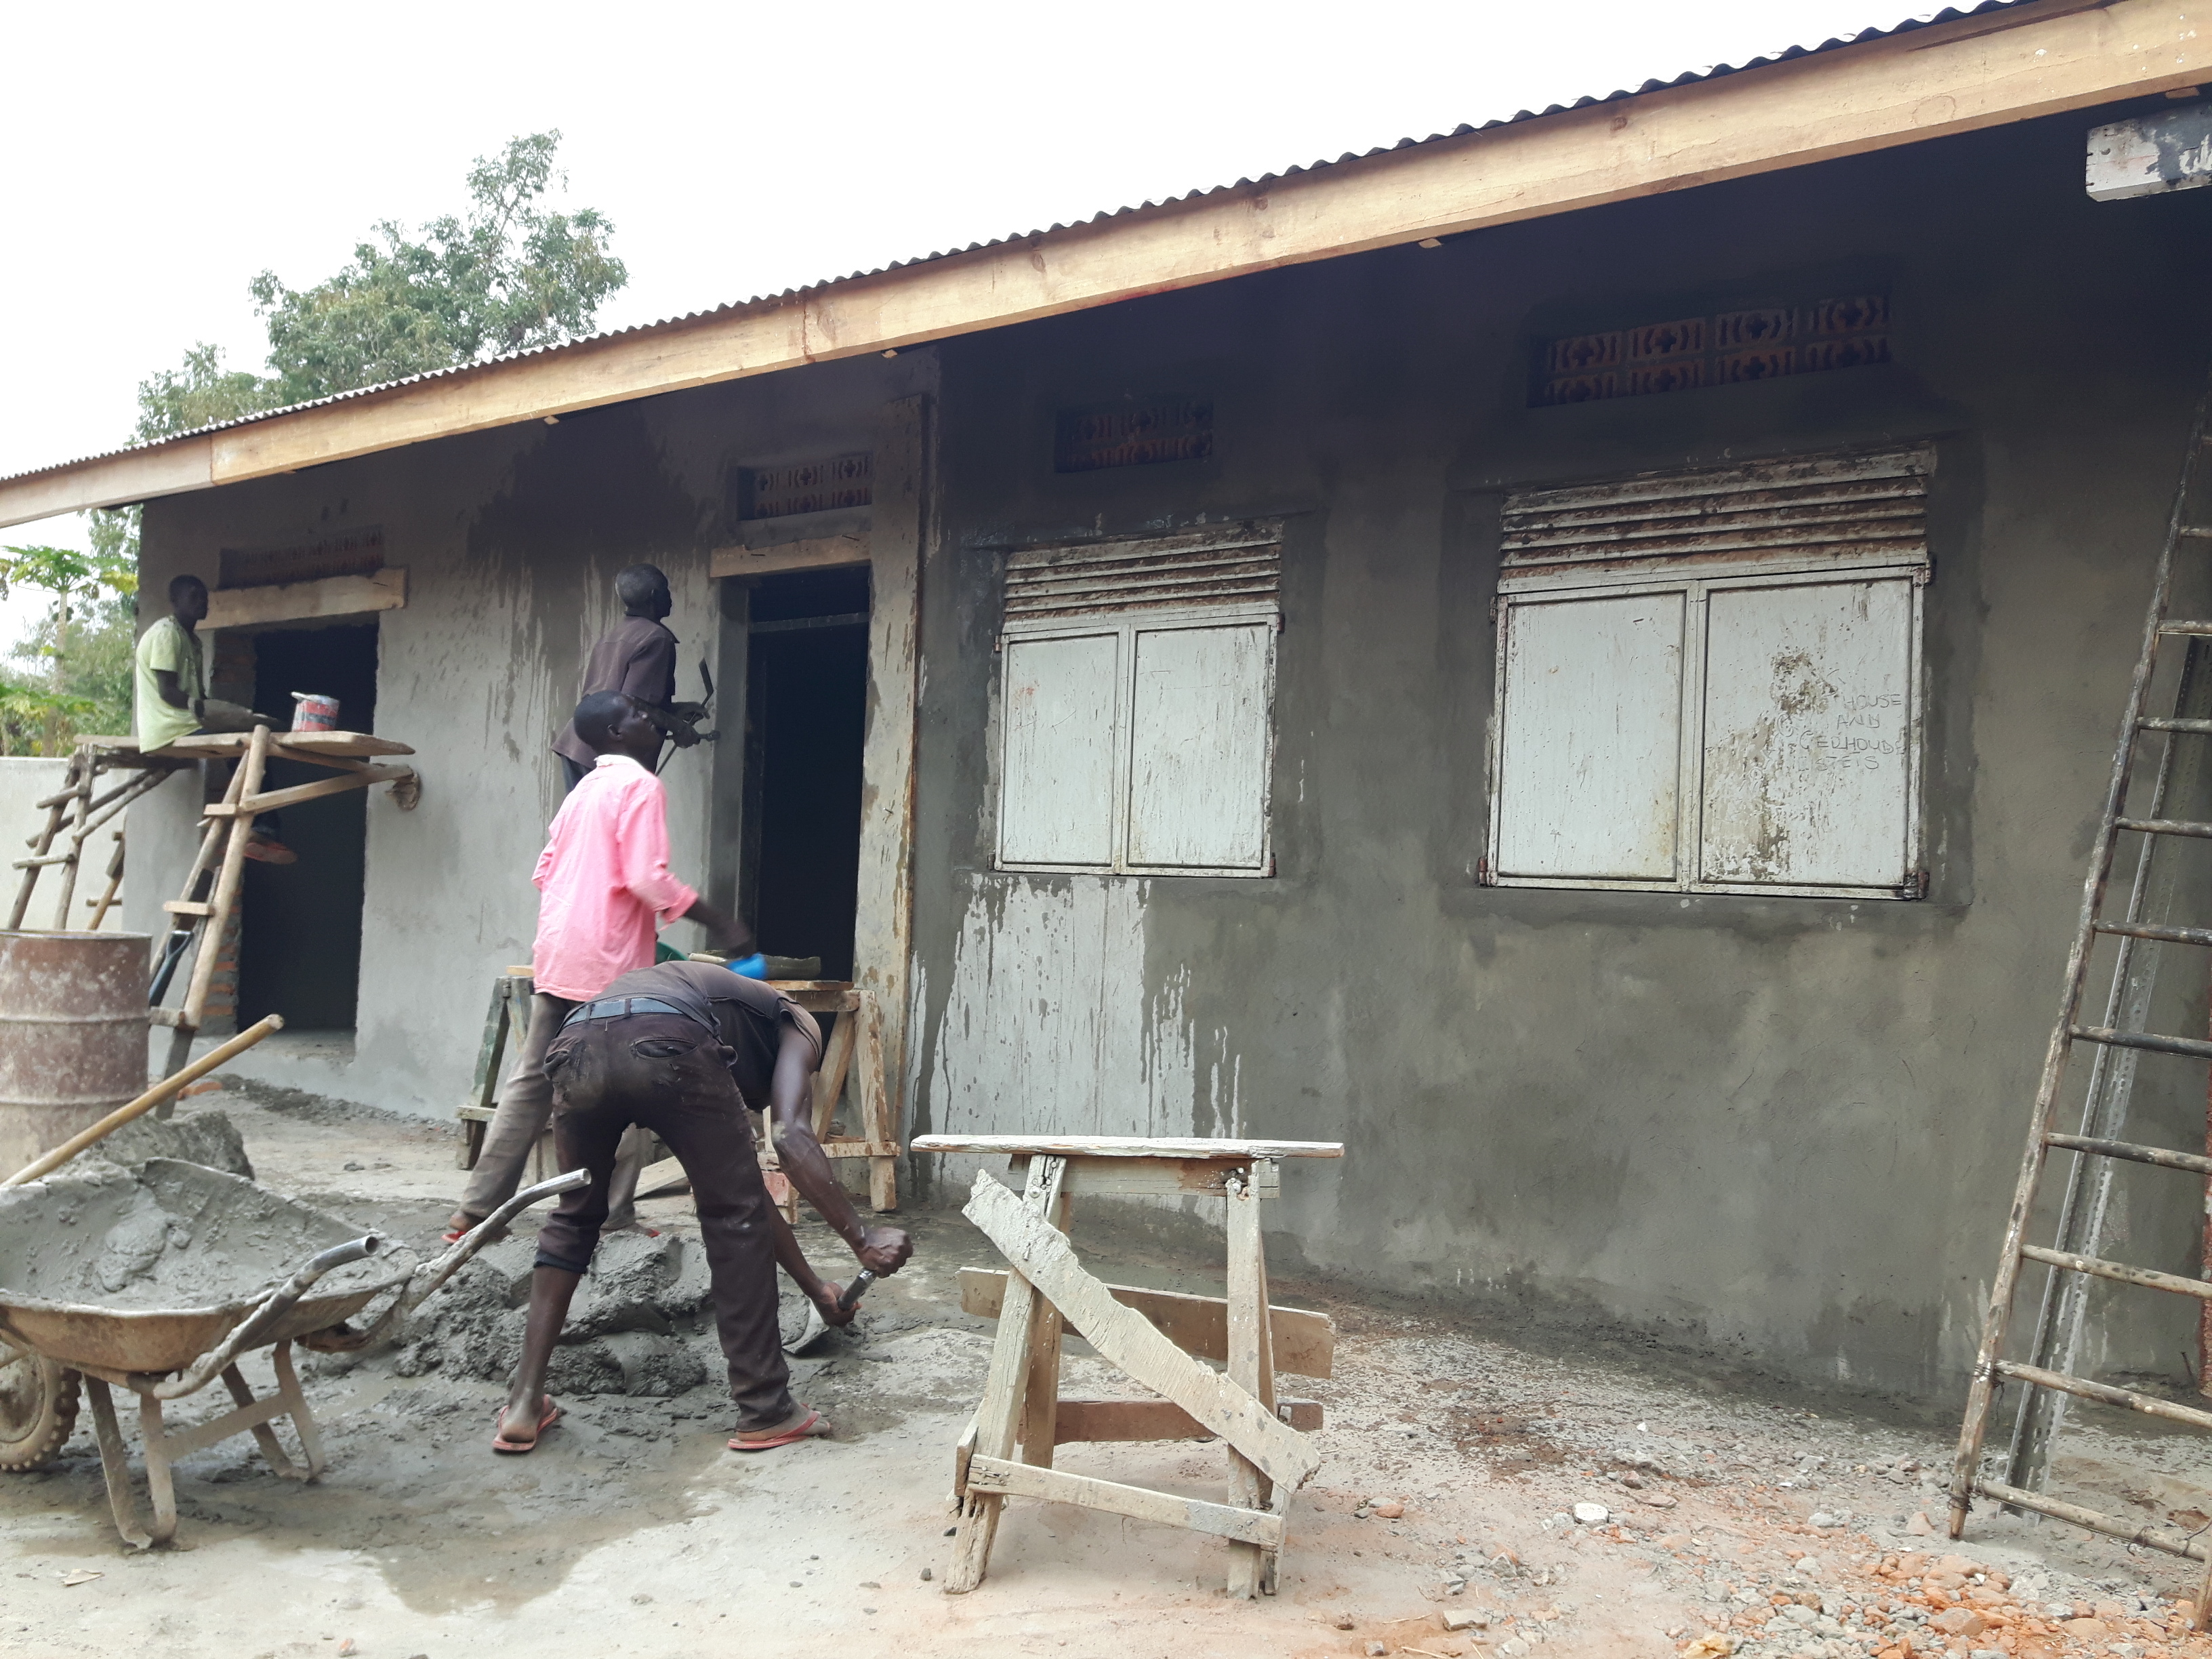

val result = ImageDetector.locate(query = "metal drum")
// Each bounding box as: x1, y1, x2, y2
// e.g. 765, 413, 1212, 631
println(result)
0, 932, 148, 1178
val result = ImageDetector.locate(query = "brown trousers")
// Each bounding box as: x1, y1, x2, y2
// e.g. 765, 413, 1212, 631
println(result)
534, 1011, 794, 1431
459, 991, 644, 1228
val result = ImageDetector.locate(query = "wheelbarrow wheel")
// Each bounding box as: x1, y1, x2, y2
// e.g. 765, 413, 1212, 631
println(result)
0, 1349, 80, 1471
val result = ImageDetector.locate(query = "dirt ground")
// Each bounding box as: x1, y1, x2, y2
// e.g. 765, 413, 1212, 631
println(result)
6, 1082, 2212, 1659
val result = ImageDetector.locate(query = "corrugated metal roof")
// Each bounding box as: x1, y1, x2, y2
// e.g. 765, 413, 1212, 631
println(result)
0, 1, 2042, 493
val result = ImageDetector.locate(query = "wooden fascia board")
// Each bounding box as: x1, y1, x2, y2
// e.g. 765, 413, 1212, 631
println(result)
4, 0, 2206, 531
1, 436, 213, 525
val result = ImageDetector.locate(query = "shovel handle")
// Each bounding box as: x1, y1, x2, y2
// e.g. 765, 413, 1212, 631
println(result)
372, 1168, 592, 1334
3, 1016, 285, 1188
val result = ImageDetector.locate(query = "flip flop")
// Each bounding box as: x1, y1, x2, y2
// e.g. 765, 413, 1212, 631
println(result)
727, 1408, 827, 1452
491, 1397, 561, 1454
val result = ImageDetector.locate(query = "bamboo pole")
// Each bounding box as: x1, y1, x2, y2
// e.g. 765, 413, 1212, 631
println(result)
2, 1015, 283, 1187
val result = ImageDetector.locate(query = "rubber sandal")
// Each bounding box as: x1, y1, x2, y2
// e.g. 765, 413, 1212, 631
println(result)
491, 1397, 560, 1454
728, 1408, 827, 1452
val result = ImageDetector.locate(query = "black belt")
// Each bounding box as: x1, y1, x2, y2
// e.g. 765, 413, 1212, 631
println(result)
561, 995, 708, 1030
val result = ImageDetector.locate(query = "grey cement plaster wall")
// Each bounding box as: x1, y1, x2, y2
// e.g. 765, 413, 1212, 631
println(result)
129, 98, 2212, 1401
131, 352, 935, 1117
903, 105, 2212, 1399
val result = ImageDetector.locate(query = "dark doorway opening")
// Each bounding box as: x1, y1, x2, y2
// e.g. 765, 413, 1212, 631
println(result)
741, 566, 869, 982
238, 623, 379, 1031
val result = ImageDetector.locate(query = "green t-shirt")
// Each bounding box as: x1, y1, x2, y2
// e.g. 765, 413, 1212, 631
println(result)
134, 615, 203, 753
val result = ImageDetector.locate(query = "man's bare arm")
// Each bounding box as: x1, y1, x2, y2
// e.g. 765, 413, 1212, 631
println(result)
766, 1025, 913, 1276
676, 895, 755, 956
765, 1195, 853, 1327
151, 668, 192, 712
639, 701, 705, 749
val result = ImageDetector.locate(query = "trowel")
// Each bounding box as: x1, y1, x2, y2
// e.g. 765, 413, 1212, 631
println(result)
778, 1268, 876, 1355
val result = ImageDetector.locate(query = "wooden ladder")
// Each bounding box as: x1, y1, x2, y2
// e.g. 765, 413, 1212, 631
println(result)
7, 739, 182, 933
1948, 387, 2212, 1623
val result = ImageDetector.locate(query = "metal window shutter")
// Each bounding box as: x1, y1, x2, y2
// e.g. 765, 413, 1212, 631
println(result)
1501, 445, 1932, 576
1124, 621, 1275, 871
1004, 535, 1280, 622
1494, 590, 1687, 881
998, 632, 1122, 867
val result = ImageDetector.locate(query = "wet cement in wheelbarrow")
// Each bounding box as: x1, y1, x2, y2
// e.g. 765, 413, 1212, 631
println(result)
0, 1158, 408, 1311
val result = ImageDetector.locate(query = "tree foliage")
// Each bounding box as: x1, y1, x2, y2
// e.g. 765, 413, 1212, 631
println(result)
0, 545, 137, 755
13, 132, 627, 754
134, 343, 285, 445
249, 131, 626, 405
127, 131, 624, 444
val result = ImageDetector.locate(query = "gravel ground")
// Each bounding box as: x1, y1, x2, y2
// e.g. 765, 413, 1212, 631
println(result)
3, 1080, 2210, 1659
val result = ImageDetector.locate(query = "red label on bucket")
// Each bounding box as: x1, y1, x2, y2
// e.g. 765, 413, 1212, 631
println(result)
291, 693, 340, 732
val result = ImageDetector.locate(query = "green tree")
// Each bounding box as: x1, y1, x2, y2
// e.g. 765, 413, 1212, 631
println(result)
124, 130, 625, 447
30, 130, 628, 753
134, 342, 285, 444
250, 131, 626, 404
0, 544, 137, 755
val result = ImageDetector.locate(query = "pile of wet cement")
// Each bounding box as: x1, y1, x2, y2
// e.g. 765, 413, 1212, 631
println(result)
357, 1229, 816, 1397
100, 1107, 253, 1179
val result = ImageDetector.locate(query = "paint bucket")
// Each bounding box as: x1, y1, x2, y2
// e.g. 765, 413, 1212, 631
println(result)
291, 692, 340, 732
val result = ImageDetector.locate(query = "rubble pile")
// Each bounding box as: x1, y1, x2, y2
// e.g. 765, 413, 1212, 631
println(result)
1700, 1542, 2199, 1658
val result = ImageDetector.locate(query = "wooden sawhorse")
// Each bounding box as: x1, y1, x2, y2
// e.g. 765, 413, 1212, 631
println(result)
782, 981, 899, 1212
912, 1134, 1343, 1598
457, 968, 543, 1172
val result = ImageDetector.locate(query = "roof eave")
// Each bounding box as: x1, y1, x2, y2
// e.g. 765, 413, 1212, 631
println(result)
5, 0, 2201, 531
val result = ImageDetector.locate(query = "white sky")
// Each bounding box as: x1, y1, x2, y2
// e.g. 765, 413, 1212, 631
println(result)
0, 0, 1925, 646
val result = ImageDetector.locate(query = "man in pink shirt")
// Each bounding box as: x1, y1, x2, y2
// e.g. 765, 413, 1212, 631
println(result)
449, 691, 752, 1240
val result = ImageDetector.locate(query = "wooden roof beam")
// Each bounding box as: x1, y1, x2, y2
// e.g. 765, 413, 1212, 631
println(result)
3, 0, 2206, 530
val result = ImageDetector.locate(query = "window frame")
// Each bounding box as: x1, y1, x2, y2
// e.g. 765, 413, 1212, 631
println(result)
996, 599, 1279, 879
1485, 554, 1927, 900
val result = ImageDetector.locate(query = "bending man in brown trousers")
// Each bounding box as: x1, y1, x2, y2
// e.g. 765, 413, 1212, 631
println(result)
491, 958, 914, 1452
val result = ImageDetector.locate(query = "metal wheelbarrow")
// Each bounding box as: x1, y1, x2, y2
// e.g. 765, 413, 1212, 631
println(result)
0, 1158, 583, 1547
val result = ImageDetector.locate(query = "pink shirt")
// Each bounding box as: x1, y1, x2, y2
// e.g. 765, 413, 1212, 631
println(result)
530, 755, 698, 1001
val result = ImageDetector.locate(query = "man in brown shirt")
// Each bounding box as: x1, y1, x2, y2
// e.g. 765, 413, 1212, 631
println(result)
550, 565, 708, 790
491, 958, 913, 1454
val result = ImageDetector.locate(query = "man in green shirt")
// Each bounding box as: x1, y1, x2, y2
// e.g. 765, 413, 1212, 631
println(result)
136, 573, 291, 861
133, 573, 211, 754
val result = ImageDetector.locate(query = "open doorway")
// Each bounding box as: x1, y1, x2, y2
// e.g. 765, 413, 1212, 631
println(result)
739, 566, 869, 981
237, 622, 379, 1031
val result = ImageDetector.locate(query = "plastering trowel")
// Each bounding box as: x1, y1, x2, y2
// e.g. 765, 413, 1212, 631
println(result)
778, 1268, 876, 1354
